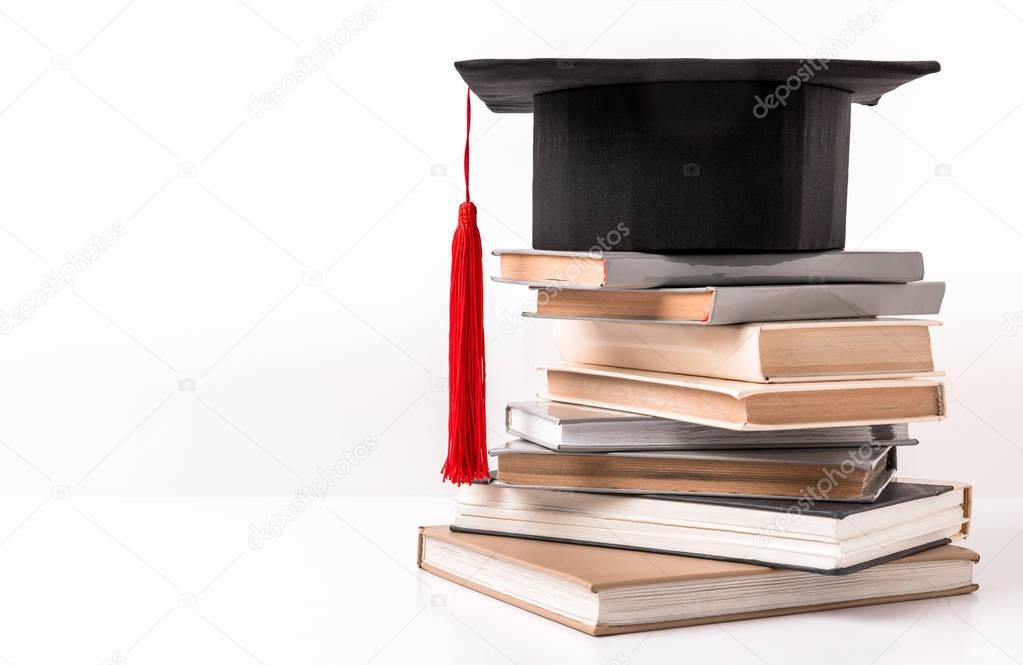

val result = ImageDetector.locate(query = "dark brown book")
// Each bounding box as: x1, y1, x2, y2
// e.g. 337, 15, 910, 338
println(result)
492, 440, 896, 500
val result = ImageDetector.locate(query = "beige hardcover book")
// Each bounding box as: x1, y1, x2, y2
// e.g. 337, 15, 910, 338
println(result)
417, 526, 979, 636
553, 318, 941, 383
542, 363, 946, 430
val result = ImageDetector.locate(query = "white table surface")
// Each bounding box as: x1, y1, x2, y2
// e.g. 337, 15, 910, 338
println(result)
1, 495, 1020, 665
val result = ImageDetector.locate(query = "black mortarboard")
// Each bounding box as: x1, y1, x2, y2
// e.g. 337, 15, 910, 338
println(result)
455, 58, 940, 253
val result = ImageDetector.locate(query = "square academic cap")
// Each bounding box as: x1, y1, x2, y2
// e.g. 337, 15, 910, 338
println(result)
455, 58, 939, 253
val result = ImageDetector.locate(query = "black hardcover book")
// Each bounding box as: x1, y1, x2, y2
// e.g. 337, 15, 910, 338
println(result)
452, 480, 971, 574
655, 480, 952, 517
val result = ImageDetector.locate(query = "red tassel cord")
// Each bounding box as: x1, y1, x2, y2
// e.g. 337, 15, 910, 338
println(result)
442, 88, 488, 485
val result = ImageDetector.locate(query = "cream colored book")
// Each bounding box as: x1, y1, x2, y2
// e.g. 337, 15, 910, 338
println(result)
542, 363, 946, 430
554, 318, 941, 382
418, 526, 979, 636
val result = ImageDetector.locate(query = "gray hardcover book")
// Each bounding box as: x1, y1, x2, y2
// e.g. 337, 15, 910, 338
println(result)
525, 281, 945, 325
506, 400, 917, 451
494, 249, 925, 289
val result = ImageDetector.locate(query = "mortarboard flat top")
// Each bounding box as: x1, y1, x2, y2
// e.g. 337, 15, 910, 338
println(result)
455, 58, 941, 112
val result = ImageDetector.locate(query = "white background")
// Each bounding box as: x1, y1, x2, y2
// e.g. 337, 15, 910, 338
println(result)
0, 0, 1021, 498
1, 1, 1022, 663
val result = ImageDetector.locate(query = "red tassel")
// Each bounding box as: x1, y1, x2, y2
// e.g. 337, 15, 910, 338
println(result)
442, 88, 488, 485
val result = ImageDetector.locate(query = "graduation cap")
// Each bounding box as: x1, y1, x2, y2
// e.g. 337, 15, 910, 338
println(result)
441, 58, 939, 484
459, 58, 939, 253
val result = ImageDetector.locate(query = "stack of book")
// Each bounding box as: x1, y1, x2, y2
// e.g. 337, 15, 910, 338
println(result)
419, 249, 978, 636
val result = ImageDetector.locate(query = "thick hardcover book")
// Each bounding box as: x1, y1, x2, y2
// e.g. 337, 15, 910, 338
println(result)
418, 526, 978, 636
542, 363, 946, 431
553, 318, 940, 382
494, 249, 925, 289
490, 439, 897, 501
506, 400, 918, 452
526, 282, 945, 324
451, 480, 972, 574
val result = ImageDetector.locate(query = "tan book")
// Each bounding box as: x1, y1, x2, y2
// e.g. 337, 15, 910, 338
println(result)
554, 318, 940, 383
418, 526, 979, 636
543, 363, 946, 431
